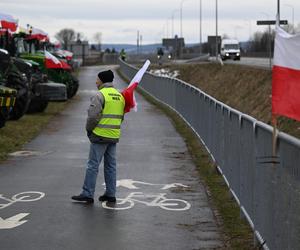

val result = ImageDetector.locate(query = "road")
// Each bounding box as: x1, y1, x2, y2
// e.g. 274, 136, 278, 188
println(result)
222, 56, 272, 69
0, 66, 223, 250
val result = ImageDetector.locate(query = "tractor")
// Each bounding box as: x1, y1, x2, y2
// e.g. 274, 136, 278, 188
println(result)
0, 13, 67, 116
17, 26, 79, 99
0, 49, 17, 128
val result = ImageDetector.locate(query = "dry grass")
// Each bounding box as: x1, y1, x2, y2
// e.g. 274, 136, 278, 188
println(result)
0, 102, 69, 161
152, 63, 300, 139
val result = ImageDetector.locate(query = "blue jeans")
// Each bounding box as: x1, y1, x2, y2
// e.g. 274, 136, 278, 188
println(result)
81, 142, 117, 198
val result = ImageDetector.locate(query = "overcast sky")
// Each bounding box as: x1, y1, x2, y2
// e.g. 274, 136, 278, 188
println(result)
1, 0, 300, 44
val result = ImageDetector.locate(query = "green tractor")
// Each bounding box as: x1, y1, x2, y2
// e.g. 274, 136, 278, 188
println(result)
0, 48, 28, 122
0, 85, 17, 128
0, 13, 67, 117
0, 32, 67, 115
16, 27, 79, 99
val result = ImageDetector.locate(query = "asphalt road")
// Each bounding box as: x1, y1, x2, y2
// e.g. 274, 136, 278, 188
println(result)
0, 66, 223, 250
207, 56, 272, 69
222, 57, 272, 69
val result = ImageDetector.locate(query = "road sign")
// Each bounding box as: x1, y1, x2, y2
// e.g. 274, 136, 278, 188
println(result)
257, 20, 288, 25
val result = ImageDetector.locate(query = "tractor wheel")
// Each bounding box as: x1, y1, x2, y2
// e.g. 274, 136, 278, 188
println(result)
0, 112, 6, 128
26, 98, 48, 113
66, 75, 79, 99
70, 75, 79, 98
8, 73, 31, 120
0, 107, 11, 128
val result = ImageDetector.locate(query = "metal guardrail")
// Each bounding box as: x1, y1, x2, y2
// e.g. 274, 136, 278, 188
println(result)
119, 59, 300, 250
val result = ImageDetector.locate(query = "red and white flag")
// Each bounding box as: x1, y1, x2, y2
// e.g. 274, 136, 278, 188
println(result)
122, 60, 151, 113
44, 50, 62, 68
272, 26, 300, 121
44, 50, 71, 70
0, 12, 18, 32
27, 27, 49, 41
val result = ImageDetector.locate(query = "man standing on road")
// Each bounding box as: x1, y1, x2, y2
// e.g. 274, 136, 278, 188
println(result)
72, 69, 125, 204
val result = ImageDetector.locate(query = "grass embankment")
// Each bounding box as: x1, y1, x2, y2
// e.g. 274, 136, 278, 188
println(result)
0, 68, 80, 161
152, 63, 300, 139
0, 102, 69, 161
117, 68, 258, 250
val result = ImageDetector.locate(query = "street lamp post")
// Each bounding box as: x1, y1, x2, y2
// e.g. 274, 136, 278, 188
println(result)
199, 0, 202, 54
180, 0, 202, 55
215, 0, 218, 61
172, 9, 180, 38
180, 0, 190, 38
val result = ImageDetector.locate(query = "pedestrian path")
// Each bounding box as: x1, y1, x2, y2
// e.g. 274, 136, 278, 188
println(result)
0, 65, 223, 250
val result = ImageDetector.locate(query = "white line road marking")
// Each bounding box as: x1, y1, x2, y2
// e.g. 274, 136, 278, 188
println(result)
102, 192, 191, 211
0, 191, 45, 210
0, 213, 29, 229
113, 179, 189, 190
0, 191, 45, 229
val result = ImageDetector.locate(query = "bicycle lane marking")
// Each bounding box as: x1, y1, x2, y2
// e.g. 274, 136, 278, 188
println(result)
115, 179, 189, 190
101, 180, 191, 211
0, 191, 45, 229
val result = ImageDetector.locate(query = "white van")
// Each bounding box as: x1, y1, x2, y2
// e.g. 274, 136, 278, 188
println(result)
220, 39, 240, 60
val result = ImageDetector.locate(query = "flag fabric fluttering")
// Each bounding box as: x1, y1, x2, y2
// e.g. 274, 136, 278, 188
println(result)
272, 25, 300, 121
122, 60, 151, 113
44, 50, 62, 69
0, 12, 18, 32
27, 27, 49, 41
44, 51, 71, 70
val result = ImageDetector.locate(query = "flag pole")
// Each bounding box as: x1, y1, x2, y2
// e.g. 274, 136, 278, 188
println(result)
272, 114, 278, 157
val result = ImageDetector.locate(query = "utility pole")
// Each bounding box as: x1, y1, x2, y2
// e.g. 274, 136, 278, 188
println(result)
137, 30, 140, 55
199, 0, 202, 54
215, 0, 218, 61
140, 35, 143, 54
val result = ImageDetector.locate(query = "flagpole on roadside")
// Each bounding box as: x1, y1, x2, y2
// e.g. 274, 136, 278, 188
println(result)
271, 0, 280, 159
272, 114, 278, 157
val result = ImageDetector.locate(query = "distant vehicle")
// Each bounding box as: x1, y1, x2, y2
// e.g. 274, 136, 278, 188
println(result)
220, 39, 240, 61
157, 47, 164, 65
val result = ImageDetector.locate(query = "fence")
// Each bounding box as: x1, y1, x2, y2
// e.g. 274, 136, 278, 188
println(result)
119, 59, 300, 250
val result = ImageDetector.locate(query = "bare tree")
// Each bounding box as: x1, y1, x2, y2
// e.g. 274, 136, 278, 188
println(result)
93, 32, 102, 51
250, 29, 275, 54
76, 32, 86, 42
55, 28, 76, 49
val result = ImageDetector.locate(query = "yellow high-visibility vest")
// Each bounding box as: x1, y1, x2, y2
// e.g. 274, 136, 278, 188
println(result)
92, 87, 125, 139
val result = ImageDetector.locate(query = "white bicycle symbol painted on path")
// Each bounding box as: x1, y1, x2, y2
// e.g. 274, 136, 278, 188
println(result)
115, 179, 189, 190
102, 192, 191, 211
0, 191, 45, 210
0, 191, 45, 229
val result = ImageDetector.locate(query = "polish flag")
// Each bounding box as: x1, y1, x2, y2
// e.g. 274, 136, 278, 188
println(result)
0, 12, 18, 32
122, 60, 151, 113
60, 59, 72, 70
44, 50, 62, 69
272, 26, 300, 121
55, 49, 73, 61
27, 27, 49, 41
44, 51, 71, 70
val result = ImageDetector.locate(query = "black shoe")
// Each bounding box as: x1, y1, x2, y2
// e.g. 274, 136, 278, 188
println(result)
71, 195, 94, 203
98, 195, 116, 203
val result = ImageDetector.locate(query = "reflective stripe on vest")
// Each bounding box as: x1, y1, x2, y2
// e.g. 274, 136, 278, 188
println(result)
92, 87, 125, 139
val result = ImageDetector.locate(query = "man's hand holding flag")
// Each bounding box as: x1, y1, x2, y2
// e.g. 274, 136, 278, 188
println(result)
122, 60, 151, 113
